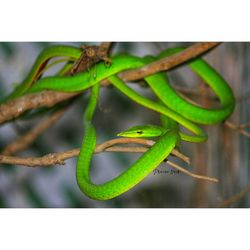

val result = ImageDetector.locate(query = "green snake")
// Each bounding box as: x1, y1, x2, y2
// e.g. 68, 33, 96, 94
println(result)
2, 44, 235, 200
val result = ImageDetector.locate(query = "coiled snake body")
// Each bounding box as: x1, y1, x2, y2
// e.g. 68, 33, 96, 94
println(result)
2, 45, 235, 200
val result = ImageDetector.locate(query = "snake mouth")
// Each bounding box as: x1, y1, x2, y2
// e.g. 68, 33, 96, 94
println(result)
117, 132, 139, 138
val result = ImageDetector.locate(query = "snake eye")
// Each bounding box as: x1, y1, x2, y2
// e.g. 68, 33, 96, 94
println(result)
137, 130, 143, 134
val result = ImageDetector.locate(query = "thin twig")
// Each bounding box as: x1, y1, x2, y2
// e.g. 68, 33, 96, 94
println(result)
225, 121, 250, 138
218, 186, 250, 208
239, 121, 250, 129
1, 108, 67, 156
166, 160, 218, 183
175, 87, 250, 103
0, 42, 220, 124
103, 146, 148, 153
95, 137, 190, 164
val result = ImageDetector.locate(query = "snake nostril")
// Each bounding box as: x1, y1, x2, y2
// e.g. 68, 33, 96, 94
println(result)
137, 130, 143, 134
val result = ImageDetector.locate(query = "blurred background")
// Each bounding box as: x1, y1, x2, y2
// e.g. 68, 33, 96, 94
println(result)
0, 42, 249, 208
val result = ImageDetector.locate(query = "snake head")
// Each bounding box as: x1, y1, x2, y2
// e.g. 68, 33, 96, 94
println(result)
117, 125, 167, 138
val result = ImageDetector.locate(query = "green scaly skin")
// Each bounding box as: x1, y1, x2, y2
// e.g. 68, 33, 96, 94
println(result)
77, 83, 180, 200
1, 45, 236, 200
1, 45, 81, 103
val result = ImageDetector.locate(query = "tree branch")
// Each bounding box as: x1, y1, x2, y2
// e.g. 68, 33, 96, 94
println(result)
225, 121, 250, 138
166, 161, 218, 183
0, 42, 220, 124
217, 186, 250, 207
0, 142, 217, 183
116, 42, 220, 83
0, 137, 189, 166
2, 107, 67, 155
